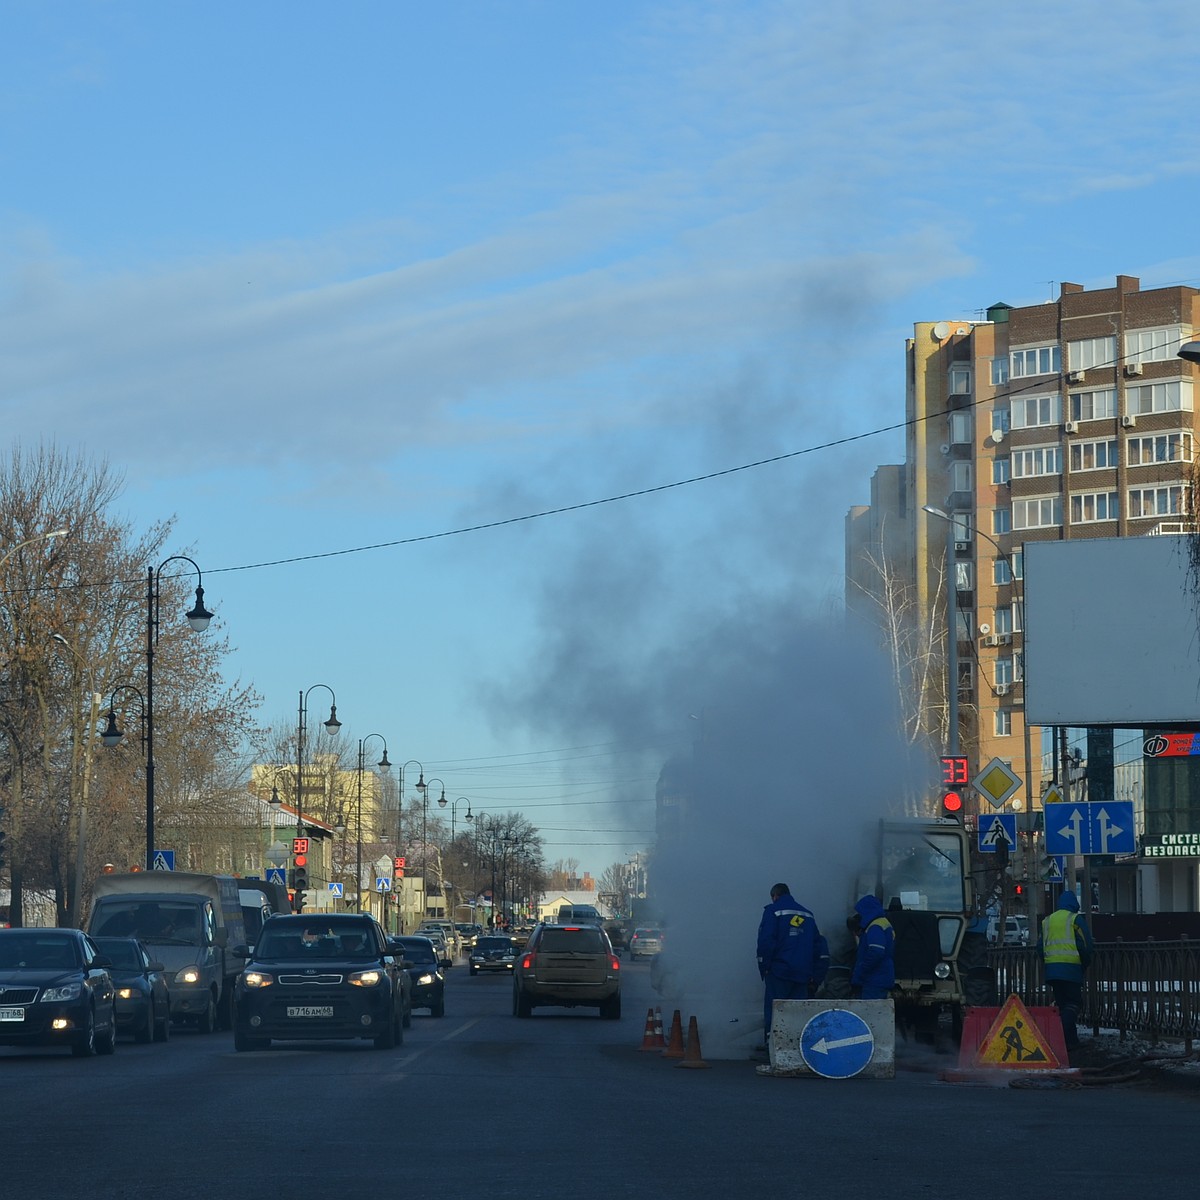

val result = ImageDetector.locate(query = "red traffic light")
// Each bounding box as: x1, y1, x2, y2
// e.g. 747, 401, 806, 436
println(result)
942, 791, 964, 814
294, 853, 308, 868
1014, 882, 1025, 896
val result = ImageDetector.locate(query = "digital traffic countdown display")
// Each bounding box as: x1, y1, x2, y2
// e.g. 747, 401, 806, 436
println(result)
941, 756, 969, 787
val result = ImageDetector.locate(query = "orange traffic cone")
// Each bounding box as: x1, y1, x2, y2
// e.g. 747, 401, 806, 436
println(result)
676, 1015, 710, 1069
638, 1008, 659, 1051
662, 1009, 685, 1058
653, 1006, 666, 1047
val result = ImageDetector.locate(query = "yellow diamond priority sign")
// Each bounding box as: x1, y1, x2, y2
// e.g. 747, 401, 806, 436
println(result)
972, 756, 1022, 809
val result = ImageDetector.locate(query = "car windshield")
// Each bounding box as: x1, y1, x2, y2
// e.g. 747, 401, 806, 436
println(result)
0, 934, 78, 970
92, 939, 145, 970
634, 929, 662, 939
92, 900, 204, 946
476, 938, 512, 951
538, 928, 605, 953
396, 941, 436, 965
255, 922, 378, 960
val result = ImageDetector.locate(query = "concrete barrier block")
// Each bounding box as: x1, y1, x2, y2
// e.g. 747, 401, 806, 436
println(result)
762, 1000, 894, 1079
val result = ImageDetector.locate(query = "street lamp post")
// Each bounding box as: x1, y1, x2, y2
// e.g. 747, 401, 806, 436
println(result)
0, 528, 69, 571
355, 734, 391, 916
442, 796, 473, 846
100, 684, 148, 865
394, 760, 424, 932
296, 684, 342, 842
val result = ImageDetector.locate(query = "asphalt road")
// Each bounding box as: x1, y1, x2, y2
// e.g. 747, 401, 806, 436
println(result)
3, 954, 1196, 1199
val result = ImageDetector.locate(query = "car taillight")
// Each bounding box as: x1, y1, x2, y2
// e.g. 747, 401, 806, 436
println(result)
522, 952, 535, 970
610, 956, 620, 971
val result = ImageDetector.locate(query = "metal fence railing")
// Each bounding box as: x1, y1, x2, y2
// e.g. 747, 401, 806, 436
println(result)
989, 939, 1200, 1049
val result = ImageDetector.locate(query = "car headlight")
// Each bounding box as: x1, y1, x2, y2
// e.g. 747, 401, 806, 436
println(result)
416, 972, 435, 986
349, 969, 383, 987
41, 982, 82, 1003
934, 962, 952, 980
241, 971, 273, 988
117, 987, 136, 1000
175, 967, 202, 985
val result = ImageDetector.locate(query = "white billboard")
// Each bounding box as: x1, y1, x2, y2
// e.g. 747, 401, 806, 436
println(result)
1024, 535, 1200, 726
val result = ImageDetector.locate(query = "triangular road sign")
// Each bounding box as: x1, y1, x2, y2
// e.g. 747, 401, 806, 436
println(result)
974, 995, 1061, 1069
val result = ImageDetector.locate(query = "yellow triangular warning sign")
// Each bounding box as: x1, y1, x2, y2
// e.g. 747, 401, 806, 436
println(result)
974, 995, 1061, 1069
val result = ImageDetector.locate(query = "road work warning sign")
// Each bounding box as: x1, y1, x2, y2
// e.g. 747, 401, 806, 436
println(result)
973, 996, 1061, 1069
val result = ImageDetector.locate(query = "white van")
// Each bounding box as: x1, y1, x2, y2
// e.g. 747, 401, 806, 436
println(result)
986, 915, 1029, 946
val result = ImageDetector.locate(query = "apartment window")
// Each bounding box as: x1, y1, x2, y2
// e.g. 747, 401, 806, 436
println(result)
1125, 326, 1184, 365
951, 461, 972, 493
1012, 599, 1024, 633
1129, 484, 1188, 519
1012, 549, 1023, 581
995, 710, 1012, 737
1012, 394, 1060, 429
1128, 380, 1194, 416
1013, 495, 1062, 530
996, 657, 1015, 687
993, 508, 1011, 534
992, 458, 1011, 485
1012, 445, 1062, 478
955, 561, 974, 592
949, 410, 972, 443
1068, 336, 1117, 371
991, 358, 1009, 386
1011, 345, 1061, 378
1069, 439, 1119, 472
955, 609, 973, 644
951, 512, 973, 542
993, 607, 1013, 636
949, 364, 972, 394
1070, 490, 1120, 524
1069, 388, 1117, 421
991, 407, 1011, 435
994, 558, 1013, 585
1128, 432, 1193, 465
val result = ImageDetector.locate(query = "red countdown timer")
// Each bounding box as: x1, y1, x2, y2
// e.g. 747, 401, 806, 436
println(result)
941, 755, 969, 787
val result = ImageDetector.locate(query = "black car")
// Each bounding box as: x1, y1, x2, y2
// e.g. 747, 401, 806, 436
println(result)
92, 937, 171, 1043
388, 935, 445, 1017
0, 928, 118, 1057
233, 914, 406, 1051
468, 935, 517, 974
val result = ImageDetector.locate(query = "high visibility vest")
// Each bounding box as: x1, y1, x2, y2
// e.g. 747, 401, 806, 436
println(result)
1042, 909, 1081, 965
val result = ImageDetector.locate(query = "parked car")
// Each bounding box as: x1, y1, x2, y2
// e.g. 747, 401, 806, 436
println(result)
233, 914, 406, 1051
512, 922, 621, 1019
0, 928, 118, 1057
91, 936, 171, 1043
629, 928, 664, 959
469, 935, 517, 974
388, 935, 445, 1017
986, 915, 1029, 946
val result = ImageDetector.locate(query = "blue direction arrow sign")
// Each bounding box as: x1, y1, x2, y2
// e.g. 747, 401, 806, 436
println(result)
1045, 801, 1136, 855
799, 1008, 875, 1079
152, 850, 175, 872
266, 867, 286, 886
977, 813, 1017, 854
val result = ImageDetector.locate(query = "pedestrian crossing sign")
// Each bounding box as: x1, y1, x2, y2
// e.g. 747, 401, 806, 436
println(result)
973, 995, 1061, 1069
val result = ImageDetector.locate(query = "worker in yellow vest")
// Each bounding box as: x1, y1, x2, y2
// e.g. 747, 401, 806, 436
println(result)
1038, 890, 1094, 1055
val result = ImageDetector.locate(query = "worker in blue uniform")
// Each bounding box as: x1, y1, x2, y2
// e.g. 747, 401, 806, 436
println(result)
849, 894, 895, 1000
757, 882, 828, 1038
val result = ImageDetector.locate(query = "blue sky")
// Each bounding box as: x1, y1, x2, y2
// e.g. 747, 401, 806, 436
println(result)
5, 1, 1200, 877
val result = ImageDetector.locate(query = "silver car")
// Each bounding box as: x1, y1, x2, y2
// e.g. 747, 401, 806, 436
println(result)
628, 928, 664, 960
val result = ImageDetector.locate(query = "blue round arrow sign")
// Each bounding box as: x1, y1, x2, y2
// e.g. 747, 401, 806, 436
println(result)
799, 1008, 875, 1078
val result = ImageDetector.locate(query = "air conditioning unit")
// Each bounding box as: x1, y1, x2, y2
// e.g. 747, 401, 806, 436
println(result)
983, 634, 1002, 647
998, 632, 1013, 645
954, 541, 971, 552
1063, 420, 1078, 434
1067, 370, 1086, 384
1121, 414, 1138, 429
995, 683, 1009, 696
1125, 362, 1144, 377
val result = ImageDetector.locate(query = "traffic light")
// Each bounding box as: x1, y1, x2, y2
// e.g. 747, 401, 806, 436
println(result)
941, 790, 964, 820
293, 857, 309, 912
1013, 881, 1026, 900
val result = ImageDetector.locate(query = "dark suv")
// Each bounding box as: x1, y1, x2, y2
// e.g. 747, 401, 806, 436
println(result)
233, 914, 404, 1051
512, 923, 621, 1019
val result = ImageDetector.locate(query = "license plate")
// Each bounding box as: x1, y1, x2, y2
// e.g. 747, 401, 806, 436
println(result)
286, 1006, 333, 1018
0, 1007, 25, 1021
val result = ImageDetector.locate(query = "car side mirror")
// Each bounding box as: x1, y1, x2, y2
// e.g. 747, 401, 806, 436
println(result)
213, 928, 229, 948
93, 955, 113, 969
232, 945, 250, 959
147, 961, 165, 973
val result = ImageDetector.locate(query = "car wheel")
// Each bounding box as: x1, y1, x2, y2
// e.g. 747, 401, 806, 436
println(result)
234, 1027, 267, 1052
514, 988, 533, 1019
600, 993, 621, 1021
374, 1009, 398, 1049
402, 1000, 412, 1029
431, 997, 445, 1018
154, 1003, 171, 1043
134, 1007, 154, 1044
71, 1007, 97, 1057
469, 967, 478, 976
195, 994, 216, 1035
96, 1011, 118, 1055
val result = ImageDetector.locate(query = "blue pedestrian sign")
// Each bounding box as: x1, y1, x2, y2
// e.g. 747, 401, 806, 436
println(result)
1044, 855, 1065, 882
1045, 801, 1136, 856
977, 813, 1017, 854
375, 877, 392, 893
265, 867, 286, 886
152, 850, 175, 872
328, 882, 344, 897
800, 1008, 875, 1079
